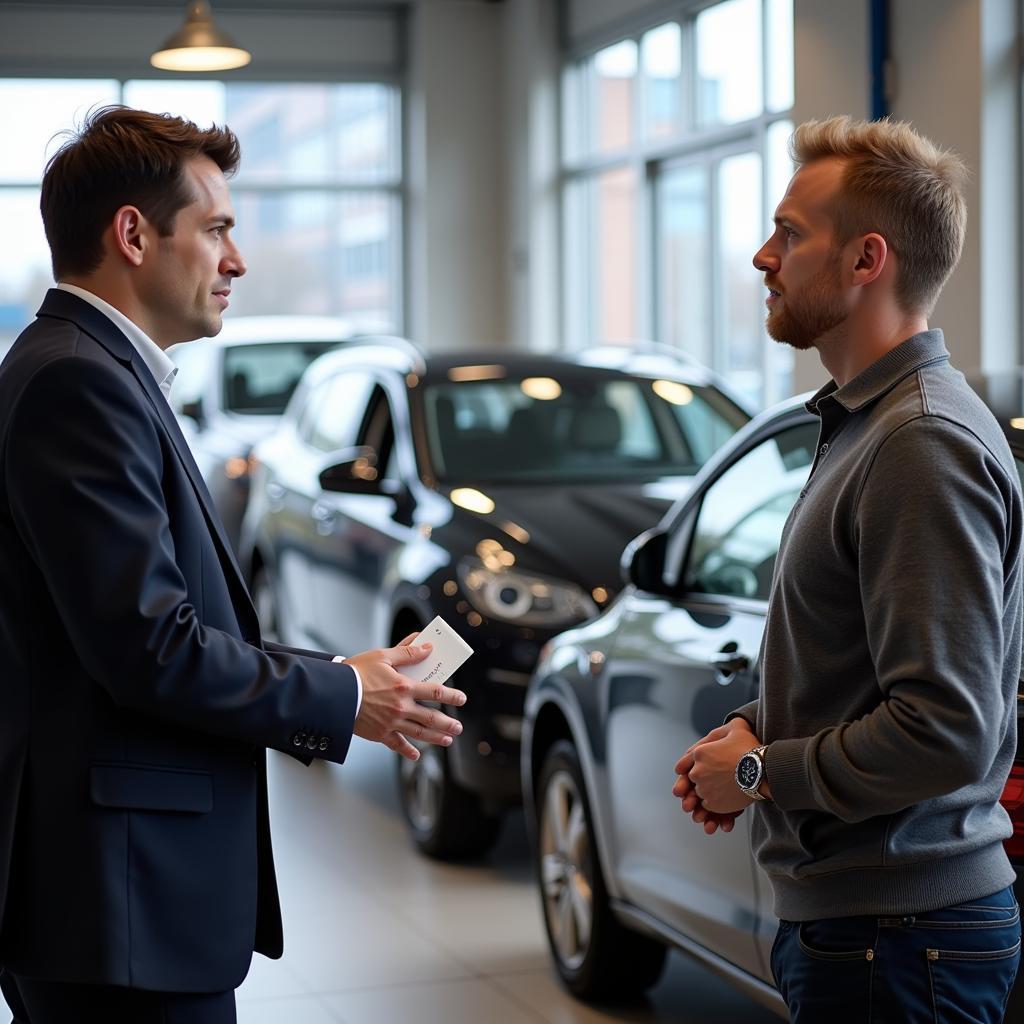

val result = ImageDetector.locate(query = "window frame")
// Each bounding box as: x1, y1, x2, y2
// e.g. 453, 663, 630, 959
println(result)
559, 0, 795, 408
0, 74, 407, 337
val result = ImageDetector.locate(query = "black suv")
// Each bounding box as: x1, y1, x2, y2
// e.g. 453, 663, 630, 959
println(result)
241, 337, 750, 859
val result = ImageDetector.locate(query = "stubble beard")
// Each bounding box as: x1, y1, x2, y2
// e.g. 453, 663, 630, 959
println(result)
765, 254, 848, 351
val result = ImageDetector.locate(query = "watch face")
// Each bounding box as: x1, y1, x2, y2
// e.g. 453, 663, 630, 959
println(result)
737, 754, 760, 790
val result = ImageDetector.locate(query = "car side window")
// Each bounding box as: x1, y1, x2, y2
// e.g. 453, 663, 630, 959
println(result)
682, 422, 818, 600
307, 371, 376, 453
357, 385, 398, 482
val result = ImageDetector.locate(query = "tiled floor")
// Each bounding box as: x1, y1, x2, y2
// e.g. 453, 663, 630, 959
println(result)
2, 739, 783, 1023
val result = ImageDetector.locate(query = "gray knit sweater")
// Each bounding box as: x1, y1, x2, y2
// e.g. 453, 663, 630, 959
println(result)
730, 330, 1022, 921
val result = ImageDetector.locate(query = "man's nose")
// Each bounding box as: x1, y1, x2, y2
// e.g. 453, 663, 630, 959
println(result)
752, 240, 777, 273
224, 243, 246, 279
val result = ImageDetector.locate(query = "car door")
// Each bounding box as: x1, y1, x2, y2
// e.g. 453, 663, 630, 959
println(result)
267, 369, 376, 650
308, 379, 417, 655
603, 416, 818, 983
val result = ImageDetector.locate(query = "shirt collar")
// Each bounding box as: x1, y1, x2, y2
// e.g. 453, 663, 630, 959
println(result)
55, 283, 178, 400
805, 329, 950, 418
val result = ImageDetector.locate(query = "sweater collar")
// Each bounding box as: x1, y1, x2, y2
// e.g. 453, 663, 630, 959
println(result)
805, 329, 950, 417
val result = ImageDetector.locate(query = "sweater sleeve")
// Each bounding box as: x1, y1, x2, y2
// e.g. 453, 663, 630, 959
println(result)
726, 699, 759, 731
765, 416, 1019, 819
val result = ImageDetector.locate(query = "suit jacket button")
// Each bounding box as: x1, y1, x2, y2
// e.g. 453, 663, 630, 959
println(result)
292, 731, 306, 747
319, 737, 330, 751
305, 735, 318, 750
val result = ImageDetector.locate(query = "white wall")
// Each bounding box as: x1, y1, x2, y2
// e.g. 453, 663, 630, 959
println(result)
891, 0, 1020, 374
501, 0, 560, 352
406, 0, 506, 349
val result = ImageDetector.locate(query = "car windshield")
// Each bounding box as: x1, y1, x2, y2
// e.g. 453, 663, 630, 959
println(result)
222, 342, 342, 415
423, 372, 748, 484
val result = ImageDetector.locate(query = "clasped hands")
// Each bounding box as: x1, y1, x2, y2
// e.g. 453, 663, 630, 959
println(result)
346, 633, 467, 761
672, 718, 762, 835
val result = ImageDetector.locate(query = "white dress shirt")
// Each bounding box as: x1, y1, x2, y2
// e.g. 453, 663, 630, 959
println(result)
54, 283, 363, 715
56, 283, 178, 401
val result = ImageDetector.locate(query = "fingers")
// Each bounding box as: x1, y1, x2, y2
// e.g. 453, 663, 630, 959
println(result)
387, 732, 421, 761
397, 632, 419, 647
674, 751, 695, 775
386, 640, 432, 666
415, 681, 467, 707
400, 704, 464, 746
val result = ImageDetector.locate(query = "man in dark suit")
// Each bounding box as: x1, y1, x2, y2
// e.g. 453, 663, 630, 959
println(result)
0, 106, 468, 1024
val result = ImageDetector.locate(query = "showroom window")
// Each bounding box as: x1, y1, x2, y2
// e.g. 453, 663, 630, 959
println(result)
0, 77, 403, 355
561, 0, 795, 407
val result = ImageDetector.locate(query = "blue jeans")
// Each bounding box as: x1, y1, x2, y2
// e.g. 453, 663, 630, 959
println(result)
770, 886, 1021, 1023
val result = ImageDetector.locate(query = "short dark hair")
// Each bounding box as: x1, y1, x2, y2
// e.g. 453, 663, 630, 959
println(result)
41, 104, 241, 280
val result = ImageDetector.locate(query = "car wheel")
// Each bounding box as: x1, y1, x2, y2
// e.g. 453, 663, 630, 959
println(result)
251, 566, 280, 644
536, 739, 667, 999
396, 742, 503, 860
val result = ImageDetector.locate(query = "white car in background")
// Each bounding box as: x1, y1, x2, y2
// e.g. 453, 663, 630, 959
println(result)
168, 316, 355, 554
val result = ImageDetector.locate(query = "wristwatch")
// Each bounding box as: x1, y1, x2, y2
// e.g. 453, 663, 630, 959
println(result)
735, 745, 769, 801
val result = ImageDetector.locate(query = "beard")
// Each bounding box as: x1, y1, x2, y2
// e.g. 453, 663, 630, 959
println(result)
765, 252, 847, 351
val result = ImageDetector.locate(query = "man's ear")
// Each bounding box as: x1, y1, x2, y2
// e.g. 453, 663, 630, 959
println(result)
849, 232, 888, 287
110, 205, 147, 267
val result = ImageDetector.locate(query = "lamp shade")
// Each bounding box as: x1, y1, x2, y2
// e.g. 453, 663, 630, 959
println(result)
151, 0, 251, 72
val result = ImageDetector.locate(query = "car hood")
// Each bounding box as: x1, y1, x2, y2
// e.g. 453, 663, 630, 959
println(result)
446, 477, 693, 591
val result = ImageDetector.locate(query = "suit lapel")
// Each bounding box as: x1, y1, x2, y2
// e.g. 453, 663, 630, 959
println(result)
133, 359, 261, 634
38, 290, 260, 638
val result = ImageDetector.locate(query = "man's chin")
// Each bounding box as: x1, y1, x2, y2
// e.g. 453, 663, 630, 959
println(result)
765, 316, 816, 351
199, 313, 225, 339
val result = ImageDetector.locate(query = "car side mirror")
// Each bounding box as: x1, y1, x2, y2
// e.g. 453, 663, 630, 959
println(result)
620, 527, 670, 594
180, 396, 204, 429
318, 446, 382, 495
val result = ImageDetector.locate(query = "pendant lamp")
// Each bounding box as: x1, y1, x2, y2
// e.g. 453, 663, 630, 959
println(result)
151, 1, 251, 72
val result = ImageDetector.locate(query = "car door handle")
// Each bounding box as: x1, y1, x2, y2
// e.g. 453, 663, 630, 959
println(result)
311, 502, 337, 523
709, 651, 750, 675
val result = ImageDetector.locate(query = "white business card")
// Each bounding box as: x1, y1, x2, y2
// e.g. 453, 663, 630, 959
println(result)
402, 615, 474, 686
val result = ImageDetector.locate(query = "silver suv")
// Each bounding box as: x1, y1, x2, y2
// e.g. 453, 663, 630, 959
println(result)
522, 383, 1024, 1017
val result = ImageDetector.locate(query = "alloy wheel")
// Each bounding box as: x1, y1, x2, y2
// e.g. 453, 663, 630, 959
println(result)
539, 767, 593, 970
399, 742, 444, 832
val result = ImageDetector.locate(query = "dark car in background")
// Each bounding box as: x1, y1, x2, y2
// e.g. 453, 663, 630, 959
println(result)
167, 315, 353, 552
241, 338, 751, 859
521, 374, 1024, 1016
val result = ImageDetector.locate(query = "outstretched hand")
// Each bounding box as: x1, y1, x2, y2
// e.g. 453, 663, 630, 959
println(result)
346, 633, 467, 761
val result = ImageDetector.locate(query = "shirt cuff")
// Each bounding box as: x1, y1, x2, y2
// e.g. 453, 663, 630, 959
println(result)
333, 655, 363, 716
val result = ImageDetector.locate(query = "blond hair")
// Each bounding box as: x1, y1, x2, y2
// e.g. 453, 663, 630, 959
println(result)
791, 116, 968, 316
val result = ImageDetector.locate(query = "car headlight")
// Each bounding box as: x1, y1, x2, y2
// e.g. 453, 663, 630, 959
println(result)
457, 558, 598, 627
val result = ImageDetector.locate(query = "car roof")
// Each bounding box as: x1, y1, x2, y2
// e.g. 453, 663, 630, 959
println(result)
204, 315, 357, 346
300, 337, 754, 406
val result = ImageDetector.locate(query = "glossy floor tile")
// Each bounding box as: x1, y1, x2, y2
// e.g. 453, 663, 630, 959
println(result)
0, 738, 783, 1023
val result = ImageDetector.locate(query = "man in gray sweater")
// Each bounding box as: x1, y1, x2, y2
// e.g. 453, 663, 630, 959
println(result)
673, 116, 1022, 1021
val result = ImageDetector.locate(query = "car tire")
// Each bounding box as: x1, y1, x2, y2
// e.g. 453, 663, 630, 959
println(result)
536, 739, 667, 1000
395, 743, 503, 861
251, 566, 280, 643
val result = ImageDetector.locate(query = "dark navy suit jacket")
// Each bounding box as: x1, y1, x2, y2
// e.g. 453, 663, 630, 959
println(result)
0, 289, 358, 992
